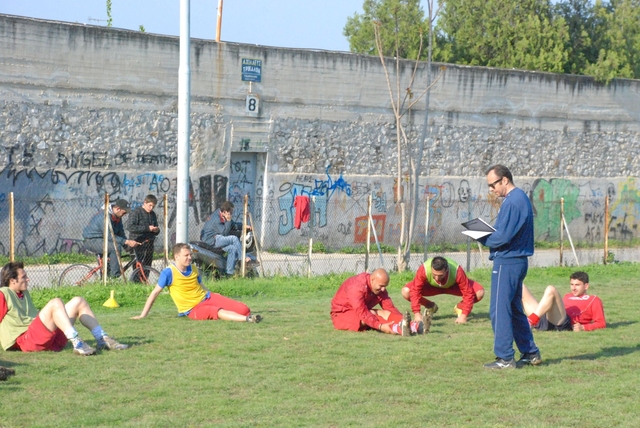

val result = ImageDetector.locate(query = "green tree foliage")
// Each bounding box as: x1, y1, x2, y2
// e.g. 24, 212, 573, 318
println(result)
346, 0, 640, 82
106, 0, 113, 27
583, 0, 640, 82
343, 0, 428, 59
554, 0, 603, 75
435, 0, 569, 73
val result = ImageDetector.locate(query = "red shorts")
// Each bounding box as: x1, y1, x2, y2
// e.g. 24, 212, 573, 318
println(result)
14, 315, 68, 352
420, 280, 484, 302
331, 310, 403, 332
188, 293, 251, 320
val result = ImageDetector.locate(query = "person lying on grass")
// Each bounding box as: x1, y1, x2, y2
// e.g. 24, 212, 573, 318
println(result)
132, 243, 262, 323
0, 261, 128, 356
330, 268, 421, 336
522, 271, 606, 332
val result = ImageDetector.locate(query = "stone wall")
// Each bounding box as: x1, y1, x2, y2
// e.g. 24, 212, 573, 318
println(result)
1, 14, 639, 256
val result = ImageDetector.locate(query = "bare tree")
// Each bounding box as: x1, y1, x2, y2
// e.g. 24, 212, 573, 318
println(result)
373, 0, 443, 271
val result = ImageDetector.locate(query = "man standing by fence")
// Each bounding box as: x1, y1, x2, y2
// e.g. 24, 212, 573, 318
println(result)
127, 194, 160, 279
478, 165, 541, 369
82, 199, 140, 278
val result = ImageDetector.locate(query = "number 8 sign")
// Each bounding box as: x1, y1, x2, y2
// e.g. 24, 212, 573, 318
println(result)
245, 94, 259, 115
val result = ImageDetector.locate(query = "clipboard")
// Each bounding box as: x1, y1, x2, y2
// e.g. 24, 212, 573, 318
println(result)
461, 218, 495, 240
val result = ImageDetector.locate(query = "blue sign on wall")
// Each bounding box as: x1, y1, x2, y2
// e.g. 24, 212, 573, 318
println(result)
242, 58, 262, 82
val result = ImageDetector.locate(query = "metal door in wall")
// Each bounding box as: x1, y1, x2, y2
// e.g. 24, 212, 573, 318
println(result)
228, 152, 257, 223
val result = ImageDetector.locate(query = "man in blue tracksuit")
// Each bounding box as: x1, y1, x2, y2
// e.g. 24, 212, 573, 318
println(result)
478, 165, 541, 369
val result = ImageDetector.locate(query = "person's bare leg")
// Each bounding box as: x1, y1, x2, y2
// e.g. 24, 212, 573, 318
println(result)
475, 288, 485, 302
65, 297, 99, 331
37, 298, 75, 333
521, 285, 539, 316
217, 309, 250, 322
534, 286, 567, 325
401, 286, 410, 301
370, 309, 392, 320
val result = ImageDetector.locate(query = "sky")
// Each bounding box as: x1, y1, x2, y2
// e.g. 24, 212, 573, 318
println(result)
0, 0, 370, 52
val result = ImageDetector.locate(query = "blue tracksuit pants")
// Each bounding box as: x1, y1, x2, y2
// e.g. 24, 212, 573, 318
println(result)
490, 257, 539, 360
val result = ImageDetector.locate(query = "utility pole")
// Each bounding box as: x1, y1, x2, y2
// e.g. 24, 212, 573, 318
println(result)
216, 0, 224, 42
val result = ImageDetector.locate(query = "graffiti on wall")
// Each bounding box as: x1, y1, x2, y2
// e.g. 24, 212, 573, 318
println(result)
277, 166, 351, 236
532, 178, 581, 241
2, 154, 639, 255
609, 178, 640, 241
354, 215, 386, 243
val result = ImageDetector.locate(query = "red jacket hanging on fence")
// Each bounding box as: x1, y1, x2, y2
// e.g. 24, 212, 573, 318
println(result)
294, 195, 310, 229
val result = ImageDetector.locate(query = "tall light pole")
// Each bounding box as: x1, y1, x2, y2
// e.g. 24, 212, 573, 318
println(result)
176, 0, 191, 243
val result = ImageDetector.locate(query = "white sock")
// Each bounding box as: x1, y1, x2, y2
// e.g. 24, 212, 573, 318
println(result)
91, 326, 106, 341
391, 323, 401, 334
64, 328, 79, 341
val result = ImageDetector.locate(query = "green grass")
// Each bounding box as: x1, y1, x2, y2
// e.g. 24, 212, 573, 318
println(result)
2, 264, 640, 426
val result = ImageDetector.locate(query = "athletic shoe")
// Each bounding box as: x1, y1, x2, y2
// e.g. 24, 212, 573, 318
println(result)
411, 320, 425, 335
454, 304, 463, 317
483, 357, 516, 369
73, 339, 96, 356
247, 314, 263, 323
425, 302, 439, 315
517, 351, 542, 367
97, 335, 129, 351
0, 366, 16, 381
401, 311, 411, 336
421, 307, 433, 334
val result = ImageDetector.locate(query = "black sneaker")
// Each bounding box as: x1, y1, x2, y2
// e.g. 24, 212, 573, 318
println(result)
247, 314, 263, 323
517, 351, 542, 367
0, 366, 15, 381
483, 357, 516, 369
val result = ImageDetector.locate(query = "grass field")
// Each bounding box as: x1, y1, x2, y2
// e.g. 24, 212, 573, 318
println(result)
1, 263, 640, 427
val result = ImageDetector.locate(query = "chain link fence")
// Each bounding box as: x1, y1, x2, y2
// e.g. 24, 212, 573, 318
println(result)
1, 192, 637, 287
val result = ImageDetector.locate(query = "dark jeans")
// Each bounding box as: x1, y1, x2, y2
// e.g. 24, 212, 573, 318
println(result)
131, 240, 154, 282
83, 238, 122, 277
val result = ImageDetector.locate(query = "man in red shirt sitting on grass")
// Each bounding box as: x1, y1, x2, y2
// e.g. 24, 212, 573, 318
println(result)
331, 268, 421, 336
522, 271, 606, 333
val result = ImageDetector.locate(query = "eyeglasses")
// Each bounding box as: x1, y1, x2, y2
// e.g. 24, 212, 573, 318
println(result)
488, 177, 503, 189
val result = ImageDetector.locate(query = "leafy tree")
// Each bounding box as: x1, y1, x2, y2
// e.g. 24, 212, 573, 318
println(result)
554, 0, 602, 75
344, 0, 428, 59
106, 0, 113, 27
364, 1, 444, 271
435, 0, 569, 73
583, 0, 640, 82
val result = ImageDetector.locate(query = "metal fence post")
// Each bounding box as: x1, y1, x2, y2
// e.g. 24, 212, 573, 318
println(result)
9, 192, 14, 262
241, 194, 249, 277
423, 196, 430, 262
560, 198, 564, 266
365, 193, 372, 271
102, 193, 110, 285
466, 195, 471, 273
604, 195, 609, 265
307, 196, 315, 278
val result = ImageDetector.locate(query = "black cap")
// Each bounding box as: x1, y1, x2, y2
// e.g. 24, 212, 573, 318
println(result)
113, 199, 130, 212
